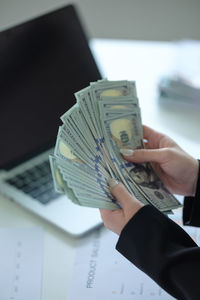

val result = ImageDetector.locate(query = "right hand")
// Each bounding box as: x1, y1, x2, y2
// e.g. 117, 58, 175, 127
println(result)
121, 125, 199, 196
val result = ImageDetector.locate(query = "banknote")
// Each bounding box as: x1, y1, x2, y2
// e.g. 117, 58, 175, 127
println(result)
101, 111, 181, 211
50, 79, 182, 213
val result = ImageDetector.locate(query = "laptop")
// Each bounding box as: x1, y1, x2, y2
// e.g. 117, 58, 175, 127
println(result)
0, 4, 103, 236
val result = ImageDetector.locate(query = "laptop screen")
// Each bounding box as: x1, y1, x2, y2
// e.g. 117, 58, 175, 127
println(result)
0, 5, 101, 170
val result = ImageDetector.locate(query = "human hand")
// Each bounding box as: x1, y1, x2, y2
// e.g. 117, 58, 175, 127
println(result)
100, 179, 144, 235
120, 125, 199, 196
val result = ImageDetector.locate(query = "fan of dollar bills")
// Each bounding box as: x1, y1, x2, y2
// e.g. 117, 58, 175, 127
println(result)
49, 79, 181, 214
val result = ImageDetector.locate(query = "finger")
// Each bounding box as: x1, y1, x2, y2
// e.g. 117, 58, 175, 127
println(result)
108, 179, 135, 209
99, 209, 113, 220
142, 125, 164, 141
120, 148, 166, 164
99, 208, 124, 234
142, 125, 166, 149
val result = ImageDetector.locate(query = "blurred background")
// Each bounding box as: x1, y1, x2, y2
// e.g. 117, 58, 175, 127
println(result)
1, 0, 200, 41
0, 3, 200, 300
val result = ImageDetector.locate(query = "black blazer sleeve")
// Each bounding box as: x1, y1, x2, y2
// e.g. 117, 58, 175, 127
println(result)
116, 160, 200, 300
183, 160, 200, 227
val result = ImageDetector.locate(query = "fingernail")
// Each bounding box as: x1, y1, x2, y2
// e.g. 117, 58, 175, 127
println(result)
120, 149, 134, 156
108, 178, 119, 188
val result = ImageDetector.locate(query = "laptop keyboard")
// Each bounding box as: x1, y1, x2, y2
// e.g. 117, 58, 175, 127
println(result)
6, 160, 58, 204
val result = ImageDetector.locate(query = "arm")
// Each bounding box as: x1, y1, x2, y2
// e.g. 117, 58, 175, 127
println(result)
102, 180, 200, 300
117, 205, 200, 300
100, 126, 200, 299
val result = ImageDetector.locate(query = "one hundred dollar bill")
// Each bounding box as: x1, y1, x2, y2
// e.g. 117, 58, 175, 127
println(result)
50, 79, 181, 213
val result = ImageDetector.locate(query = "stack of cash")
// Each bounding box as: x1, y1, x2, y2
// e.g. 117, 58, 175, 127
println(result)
50, 79, 181, 213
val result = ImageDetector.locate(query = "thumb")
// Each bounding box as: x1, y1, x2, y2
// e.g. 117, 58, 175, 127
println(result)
108, 179, 135, 209
120, 148, 165, 164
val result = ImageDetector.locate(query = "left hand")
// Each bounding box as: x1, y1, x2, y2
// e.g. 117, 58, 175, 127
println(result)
100, 179, 144, 235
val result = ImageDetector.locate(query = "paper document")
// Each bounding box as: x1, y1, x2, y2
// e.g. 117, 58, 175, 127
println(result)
68, 206, 200, 300
68, 227, 175, 299
0, 227, 44, 300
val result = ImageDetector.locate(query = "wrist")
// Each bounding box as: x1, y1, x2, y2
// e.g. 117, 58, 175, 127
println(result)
126, 201, 144, 223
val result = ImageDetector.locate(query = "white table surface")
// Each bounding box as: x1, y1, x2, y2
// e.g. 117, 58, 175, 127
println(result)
0, 39, 200, 300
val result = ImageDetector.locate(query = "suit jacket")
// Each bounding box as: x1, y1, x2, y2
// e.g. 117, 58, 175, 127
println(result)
116, 161, 200, 300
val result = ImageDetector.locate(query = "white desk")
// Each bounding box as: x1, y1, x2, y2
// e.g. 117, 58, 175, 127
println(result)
0, 39, 200, 300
